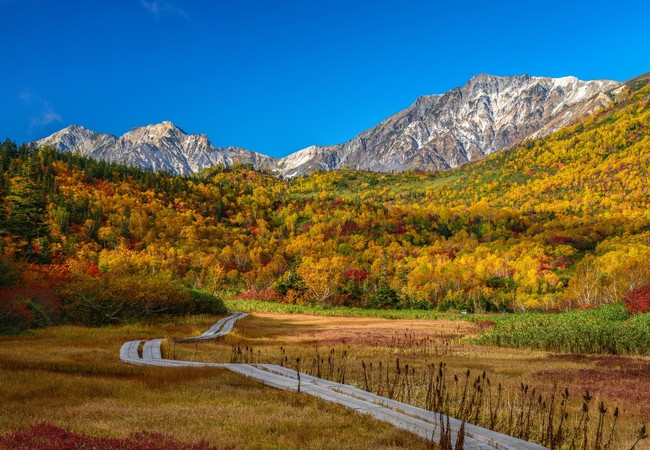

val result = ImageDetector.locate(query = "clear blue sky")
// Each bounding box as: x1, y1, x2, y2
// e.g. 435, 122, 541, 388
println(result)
1, 0, 648, 157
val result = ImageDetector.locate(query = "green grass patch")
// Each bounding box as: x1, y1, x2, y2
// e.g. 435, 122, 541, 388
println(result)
473, 303, 650, 355
225, 298, 467, 321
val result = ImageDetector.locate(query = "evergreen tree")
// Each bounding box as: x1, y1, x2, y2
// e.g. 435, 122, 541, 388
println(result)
2, 164, 49, 257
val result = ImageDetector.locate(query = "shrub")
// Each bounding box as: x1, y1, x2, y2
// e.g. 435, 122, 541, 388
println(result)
187, 289, 227, 315
63, 269, 226, 326
0, 256, 21, 288
624, 284, 650, 314
237, 287, 282, 302
368, 285, 400, 309
0, 422, 221, 450
63, 271, 186, 325
0, 299, 33, 334
273, 271, 305, 297
486, 276, 515, 290
0, 263, 64, 333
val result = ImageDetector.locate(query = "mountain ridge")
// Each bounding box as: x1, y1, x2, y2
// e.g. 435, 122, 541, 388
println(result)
38, 121, 276, 176
276, 74, 620, 176
37, 74, 622, 177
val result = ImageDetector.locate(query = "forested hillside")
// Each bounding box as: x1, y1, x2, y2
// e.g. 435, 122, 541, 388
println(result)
1, 80, 648, 332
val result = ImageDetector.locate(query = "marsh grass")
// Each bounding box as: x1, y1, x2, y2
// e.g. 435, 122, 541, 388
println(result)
175, 312, 649, 449
474, 304, 650, 356
282, 352, 625, 449
2, 311, 648, 449
224, 298, 466, 321
0, 318, 429, 449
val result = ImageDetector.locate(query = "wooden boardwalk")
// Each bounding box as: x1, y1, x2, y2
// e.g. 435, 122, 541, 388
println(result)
119, 312, 547, 450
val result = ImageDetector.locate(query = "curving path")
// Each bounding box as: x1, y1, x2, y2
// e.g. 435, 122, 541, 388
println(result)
120, 312, 546, 450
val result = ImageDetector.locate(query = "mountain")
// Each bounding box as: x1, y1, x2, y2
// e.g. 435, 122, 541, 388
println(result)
37, 121, 275, 176
274, 74, 621, 177
37, 74, 621, 177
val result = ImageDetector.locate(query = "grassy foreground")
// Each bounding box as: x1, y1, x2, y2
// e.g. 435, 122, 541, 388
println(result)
1, 307, 648, 449
0, 318, 428, 450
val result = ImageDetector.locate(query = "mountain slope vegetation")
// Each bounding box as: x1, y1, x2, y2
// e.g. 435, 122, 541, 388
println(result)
1, 79, 648, 332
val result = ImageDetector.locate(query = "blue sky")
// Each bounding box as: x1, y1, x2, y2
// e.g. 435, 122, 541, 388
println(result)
1, 0, 648, 157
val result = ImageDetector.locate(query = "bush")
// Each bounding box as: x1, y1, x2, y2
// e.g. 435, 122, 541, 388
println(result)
486, 276, 515, 290
0, 299, 33, 334
624, 284, 650, 314
23, 299, 51, 328
0, 256, 20, 288
63, 270, 226, 326
187, 289, 227, 315
63, 271, 185, 325
273, 271, 305, 297
0, 422, 220, 450
237, 287, 282, 303
368, 285, 400, 309
0, 263, 62, 334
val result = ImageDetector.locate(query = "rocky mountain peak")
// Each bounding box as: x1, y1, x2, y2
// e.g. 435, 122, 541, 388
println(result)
274, 74, 621, 177
62, 124, 91, 133
36, 74, 622, 178
124, 121, 188, 142
37, 121, 275, 176
466, 72, 502, 86
52, 124, 102, 139
38, 124, 114, 155
154, 120, 186, 134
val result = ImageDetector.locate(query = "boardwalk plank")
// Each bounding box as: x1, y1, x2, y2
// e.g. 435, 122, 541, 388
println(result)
176, 312, 248, 342
142, 339, 160, 360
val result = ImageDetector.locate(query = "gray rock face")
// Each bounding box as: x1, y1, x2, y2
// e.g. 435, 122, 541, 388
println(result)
37, 74, 620, 177
274, 74, 621, 177
37, 121, 275, 176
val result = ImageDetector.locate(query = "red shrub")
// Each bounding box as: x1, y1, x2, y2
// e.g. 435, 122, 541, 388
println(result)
624, 284, 650, 314
238, 287, 281, 302
0, 422, 225, 450
552, 235, 575, 244
340, 221, 359, 235
343, 269, 368, 282
86, 261, 101, 277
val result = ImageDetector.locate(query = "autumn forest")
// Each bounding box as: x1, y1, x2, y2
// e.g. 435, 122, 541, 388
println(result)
1, 78, 649, 335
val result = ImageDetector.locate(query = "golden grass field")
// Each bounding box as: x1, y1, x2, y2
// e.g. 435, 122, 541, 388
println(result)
1, 313, 648, 449
0, 317, 428, 449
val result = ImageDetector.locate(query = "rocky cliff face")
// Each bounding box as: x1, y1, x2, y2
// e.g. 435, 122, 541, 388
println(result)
274, 74, 620, 177
37, 121, 275, 176
37, 74, 620, 178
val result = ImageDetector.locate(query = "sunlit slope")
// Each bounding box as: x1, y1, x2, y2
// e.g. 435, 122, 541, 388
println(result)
291, 79, 649, 212
280, 80, 649, 309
